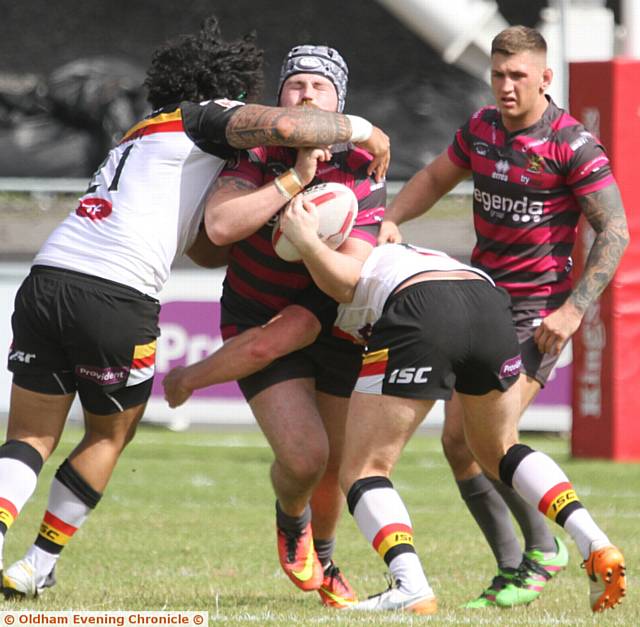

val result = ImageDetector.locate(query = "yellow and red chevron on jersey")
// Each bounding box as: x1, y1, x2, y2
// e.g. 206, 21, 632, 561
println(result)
0, 497, 18, 528
39, 510, 78, 546
120, 110, 184, 144
127, 340, 157, 387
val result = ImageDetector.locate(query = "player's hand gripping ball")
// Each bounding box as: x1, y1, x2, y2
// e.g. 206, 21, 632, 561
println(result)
272, 182, 358, 261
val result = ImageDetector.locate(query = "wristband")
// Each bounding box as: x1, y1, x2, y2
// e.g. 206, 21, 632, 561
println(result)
346, 114, 373, 143
274, 168, 304, 200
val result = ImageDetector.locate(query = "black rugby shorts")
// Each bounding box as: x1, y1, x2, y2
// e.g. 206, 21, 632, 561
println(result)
356, 279, 521, 399
231, 329, 363, 401
511, 301, 563, 386
8, 266, 160, 414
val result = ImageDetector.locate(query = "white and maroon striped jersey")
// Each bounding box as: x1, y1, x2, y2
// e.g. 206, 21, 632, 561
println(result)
334, 243, 493, 343
34, 99, 243, 297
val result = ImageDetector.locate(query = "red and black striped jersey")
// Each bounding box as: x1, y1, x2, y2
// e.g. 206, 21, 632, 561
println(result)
448, 97, 614, 310
219, 144, 386, 333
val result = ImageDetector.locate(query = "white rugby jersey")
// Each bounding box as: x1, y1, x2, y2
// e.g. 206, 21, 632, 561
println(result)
34, 99, 243, 297
335, 243, 494, 342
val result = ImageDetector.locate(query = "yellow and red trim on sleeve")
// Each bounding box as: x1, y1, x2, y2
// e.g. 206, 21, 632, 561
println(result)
120, 110, 184, 144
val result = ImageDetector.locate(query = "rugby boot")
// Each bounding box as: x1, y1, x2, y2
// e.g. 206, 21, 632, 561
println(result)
495, 537, 568, 607
462, 568, 519, 608
317, 561, 357, 608
277, 522, 323, 591
583, 544, 626, 612
350, 584, 437, 615
2, 559, 56, 598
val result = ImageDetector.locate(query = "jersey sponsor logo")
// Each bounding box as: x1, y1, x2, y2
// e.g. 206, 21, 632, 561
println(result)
75, 365, 128, 385
499, 355, 522, 378
9, 349, 36, 364
473, 189, 544, 223
492, 159, 510, 182
570, 131, 593, 152
76, 197, 113, 221
579, 155, 608, 177
522, 136, 549, 150
388, 366, 432, 384
473, 141, 489, 156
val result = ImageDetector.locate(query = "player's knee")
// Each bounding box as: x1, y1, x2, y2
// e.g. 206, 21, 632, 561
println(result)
278, 447, 328, 485
441, 429, 472, 469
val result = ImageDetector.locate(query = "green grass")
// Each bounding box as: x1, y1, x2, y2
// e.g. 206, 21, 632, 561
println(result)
2, 426, 638, 625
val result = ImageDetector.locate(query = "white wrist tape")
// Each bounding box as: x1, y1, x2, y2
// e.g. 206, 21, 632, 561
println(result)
346, 115, 373, 143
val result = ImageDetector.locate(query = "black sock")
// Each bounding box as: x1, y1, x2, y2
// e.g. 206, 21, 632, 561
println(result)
457, 473, 522, 570
490, 478, 557, 554
275, 501, 311, 534
313, 537, 336, 568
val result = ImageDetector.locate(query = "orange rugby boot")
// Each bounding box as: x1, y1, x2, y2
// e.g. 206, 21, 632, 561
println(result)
317, 561, 357, 608
277, 522, 324, 591
583, 544, 626, 612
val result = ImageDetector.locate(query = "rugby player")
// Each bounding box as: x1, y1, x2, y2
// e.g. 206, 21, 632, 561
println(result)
0, 20, 389, 598
199, 45, 387, 608
378, 25, 629, 607
278, 197, 626, 615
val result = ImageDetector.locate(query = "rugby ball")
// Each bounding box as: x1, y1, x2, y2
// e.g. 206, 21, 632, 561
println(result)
272, 182, 358, 262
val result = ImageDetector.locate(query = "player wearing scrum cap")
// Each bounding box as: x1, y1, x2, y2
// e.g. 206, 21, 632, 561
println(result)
165, 44, 386, 608
0, 20, 389, 599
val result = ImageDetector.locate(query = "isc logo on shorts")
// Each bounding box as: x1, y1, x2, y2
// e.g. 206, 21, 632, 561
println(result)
9, 350, 36, 364
388, 367, 432, 384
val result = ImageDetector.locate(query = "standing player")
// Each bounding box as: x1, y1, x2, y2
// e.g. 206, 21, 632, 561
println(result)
378, 25, 629, 607
0, 19, 389, 598
279, 198, 626, 615
202, 45, 386, 608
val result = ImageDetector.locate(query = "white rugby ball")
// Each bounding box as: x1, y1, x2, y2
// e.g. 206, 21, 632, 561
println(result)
272, 182, 358, 262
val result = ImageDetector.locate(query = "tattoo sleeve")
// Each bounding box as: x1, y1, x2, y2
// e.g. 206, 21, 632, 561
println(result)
571, 183, 630, 313
211, 176, 257, 194
225, 104, 351, 149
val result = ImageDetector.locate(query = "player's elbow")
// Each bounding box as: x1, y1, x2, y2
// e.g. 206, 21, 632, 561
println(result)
205, 217, 235, 247
247, 337, 282, 367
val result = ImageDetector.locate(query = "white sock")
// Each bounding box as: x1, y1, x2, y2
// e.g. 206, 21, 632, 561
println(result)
24, 545, 58, 587
350, 479, 430, 594
563, 509, 610, 559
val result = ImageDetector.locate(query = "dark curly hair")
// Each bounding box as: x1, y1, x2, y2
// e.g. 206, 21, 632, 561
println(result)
144, 16, 263, 109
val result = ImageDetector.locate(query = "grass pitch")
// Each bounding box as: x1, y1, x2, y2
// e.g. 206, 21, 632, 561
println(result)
2, 425, 637, 625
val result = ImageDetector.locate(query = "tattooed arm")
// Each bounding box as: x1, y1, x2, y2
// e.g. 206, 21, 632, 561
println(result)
534, 183, 630, 355
226, 105, 390, 181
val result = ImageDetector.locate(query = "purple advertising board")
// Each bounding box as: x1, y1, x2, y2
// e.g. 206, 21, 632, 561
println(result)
152, 299, 572, 407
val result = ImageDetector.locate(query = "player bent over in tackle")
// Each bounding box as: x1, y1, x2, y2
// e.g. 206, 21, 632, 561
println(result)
165, 197, 626, 614
277, 197, 626, 614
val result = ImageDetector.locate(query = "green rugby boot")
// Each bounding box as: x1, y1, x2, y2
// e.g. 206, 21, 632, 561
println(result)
495, 537, 569, 607
462, 568, 519, 608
